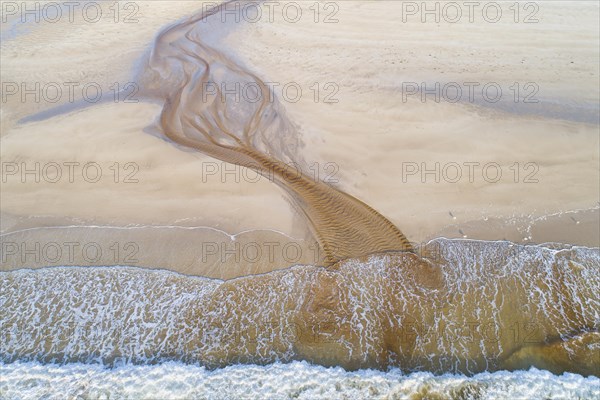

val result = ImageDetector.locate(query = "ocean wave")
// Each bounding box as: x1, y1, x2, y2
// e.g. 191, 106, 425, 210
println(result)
1, 360, 599, 400
1, 239, 598, 375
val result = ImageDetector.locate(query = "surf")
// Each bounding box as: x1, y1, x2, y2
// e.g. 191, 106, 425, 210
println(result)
2, 240, 598, 375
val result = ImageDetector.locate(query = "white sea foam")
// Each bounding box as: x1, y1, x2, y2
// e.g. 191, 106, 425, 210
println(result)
1, 361, 599, 400
1, 239, 599, 373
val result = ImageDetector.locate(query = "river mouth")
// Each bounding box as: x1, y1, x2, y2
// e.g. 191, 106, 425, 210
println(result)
1, 0, 599, 396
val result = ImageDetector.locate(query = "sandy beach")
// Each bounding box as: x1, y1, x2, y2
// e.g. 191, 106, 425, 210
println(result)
1, 1, 599, 276
2, 2, 600, 396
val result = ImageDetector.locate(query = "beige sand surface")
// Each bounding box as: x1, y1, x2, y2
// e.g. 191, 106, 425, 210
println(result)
0, 225, 321, 278
1, 209, 596, 278
220, 0, 600, 243
0, 1, 204, 131
1, 1, 598, 276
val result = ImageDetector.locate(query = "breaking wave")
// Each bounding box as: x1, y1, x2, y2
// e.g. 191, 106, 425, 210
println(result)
2, 239, 598, 375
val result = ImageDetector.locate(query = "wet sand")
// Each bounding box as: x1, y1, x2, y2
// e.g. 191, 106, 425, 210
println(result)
1, 207, 597, 278
1, 1, 599, 272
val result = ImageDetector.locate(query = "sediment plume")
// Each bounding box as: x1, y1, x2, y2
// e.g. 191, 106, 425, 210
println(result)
141, 1, 413, 266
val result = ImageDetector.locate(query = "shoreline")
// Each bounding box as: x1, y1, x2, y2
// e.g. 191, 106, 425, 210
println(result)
2, 207, 597, 278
